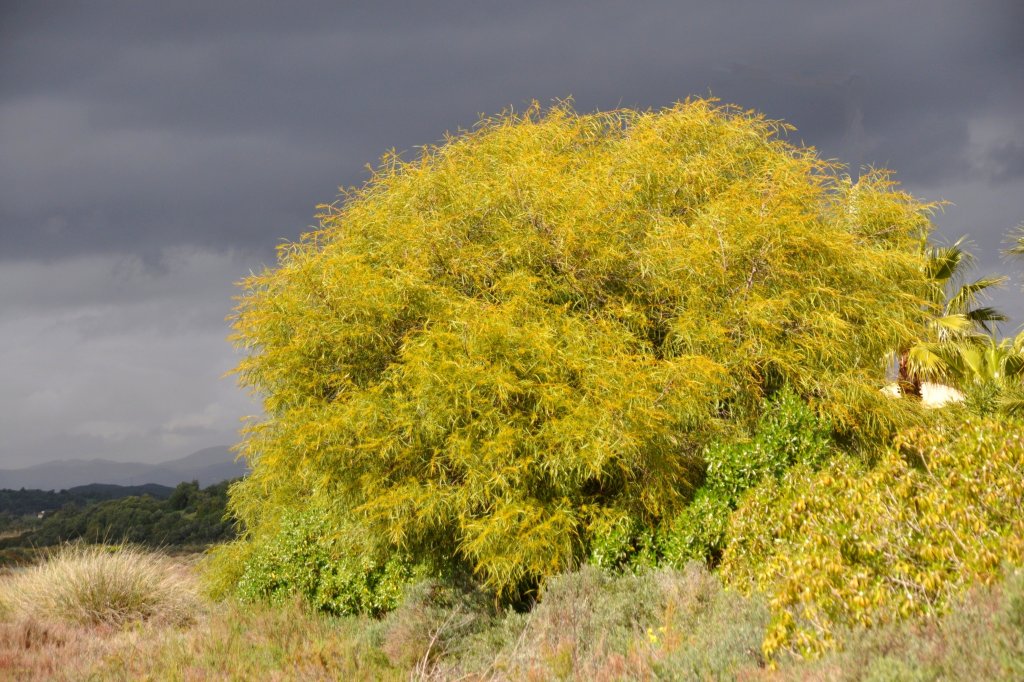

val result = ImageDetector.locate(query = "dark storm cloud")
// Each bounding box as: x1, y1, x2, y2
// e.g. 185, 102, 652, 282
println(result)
1, 0, 1023, 466
3, 0, 1022, 261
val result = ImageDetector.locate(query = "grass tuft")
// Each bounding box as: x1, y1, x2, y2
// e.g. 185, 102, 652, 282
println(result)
0, 544, 198, 627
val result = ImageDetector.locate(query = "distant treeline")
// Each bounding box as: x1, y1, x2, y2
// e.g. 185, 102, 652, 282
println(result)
0, 480, 237, 561
0, 483, 174, 520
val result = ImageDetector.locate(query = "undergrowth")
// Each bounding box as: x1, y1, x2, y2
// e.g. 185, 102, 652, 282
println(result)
2, 550, 1023, 680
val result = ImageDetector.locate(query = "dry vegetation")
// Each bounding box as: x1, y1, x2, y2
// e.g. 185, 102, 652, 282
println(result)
1, 546, 1023, 680
0, 545, 198, 627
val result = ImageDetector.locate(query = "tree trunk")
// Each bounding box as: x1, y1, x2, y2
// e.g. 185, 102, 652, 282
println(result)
898, 350, 922, 398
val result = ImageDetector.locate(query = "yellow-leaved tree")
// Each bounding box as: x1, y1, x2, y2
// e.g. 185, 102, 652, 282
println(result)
210, 99, 936, 609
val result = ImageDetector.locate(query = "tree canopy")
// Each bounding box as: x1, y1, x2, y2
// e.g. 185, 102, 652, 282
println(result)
221, 99, 936, 597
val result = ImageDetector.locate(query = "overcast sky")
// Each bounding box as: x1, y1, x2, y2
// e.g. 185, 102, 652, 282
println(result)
2, 1, 1023, 468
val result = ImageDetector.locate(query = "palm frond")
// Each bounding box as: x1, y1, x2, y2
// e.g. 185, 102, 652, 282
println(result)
963, 305, 1008, 322
930, 313, 973, 337
946, 277, 1008, 315
957, 345, 985, 378
925, 237, 972, 283
906, 343, 950, 380
963, 306, 1008, 335
997, 388, 1024, 416
1003, 224, 1024, 258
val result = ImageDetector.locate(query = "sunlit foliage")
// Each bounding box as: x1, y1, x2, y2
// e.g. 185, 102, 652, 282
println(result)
721, 417, 1024, 660
219, 99, 935, 599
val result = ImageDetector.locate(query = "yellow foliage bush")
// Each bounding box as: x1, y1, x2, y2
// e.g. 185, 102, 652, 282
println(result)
721, 417, 1024, 660
223, 99, 935, 601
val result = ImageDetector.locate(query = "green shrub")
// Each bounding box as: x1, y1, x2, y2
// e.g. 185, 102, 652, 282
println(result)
588, 513, 660, 571
224, 508, 423, 616
660, 489, 732, 566
963, 379, 1003, 416
659, 386, 834, 567
222, 98, 934, 600
704, 386, 833, 505
721, 417, 1024, 660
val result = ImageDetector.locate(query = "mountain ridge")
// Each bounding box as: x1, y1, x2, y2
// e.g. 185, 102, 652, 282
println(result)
0, 446, 246, 490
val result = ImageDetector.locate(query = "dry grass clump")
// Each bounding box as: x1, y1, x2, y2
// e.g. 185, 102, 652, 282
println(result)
0, 617, 130, 681
0, 544, 198, 627
417, 563, 769, 680
379, 579, 492, 671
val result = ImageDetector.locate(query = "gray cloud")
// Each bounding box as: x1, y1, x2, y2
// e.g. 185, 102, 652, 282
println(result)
985, 140, 1024, 183
1, 0, 1023, 466
0, 250, 258, 469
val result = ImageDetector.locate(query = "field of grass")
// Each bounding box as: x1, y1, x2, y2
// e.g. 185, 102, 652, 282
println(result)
1, 545, 1022, 680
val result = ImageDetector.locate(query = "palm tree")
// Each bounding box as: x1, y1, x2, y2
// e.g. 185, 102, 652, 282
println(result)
953, 333, 1024, 387
998, 224, 1024, 414
898, 237, 1007, 397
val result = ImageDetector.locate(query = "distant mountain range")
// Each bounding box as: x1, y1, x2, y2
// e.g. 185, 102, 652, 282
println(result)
0, 446, 247, 491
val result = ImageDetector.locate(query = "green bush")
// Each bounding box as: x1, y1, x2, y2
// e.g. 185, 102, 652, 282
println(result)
221, 98, 934, 600
659, 386, 834, 566
704, 386, 833, 505
963, 379, 1003, 416
660, 489, 732, 566
225, 508, 422, 616
588, 513, 660, 571
721, 417, 1024, 660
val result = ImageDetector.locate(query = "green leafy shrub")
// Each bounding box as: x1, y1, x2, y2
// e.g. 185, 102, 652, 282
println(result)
721, 417, 1024, 660
223, 508, 422, 616
660, 386, 834, 566
704, 386, 834, 505
660, 489, 732, 566
221, 98, 934, 600
588, 514, 660, 571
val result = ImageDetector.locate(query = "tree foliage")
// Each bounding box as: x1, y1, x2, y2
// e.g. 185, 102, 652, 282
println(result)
221, 99, 935, 599
0, 483, 174, 534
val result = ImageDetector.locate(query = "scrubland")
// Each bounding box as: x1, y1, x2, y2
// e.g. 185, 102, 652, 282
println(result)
2, 546, 1023, 680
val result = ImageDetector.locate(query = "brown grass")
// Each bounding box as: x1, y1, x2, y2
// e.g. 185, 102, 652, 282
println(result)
0, 544, 199, 627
